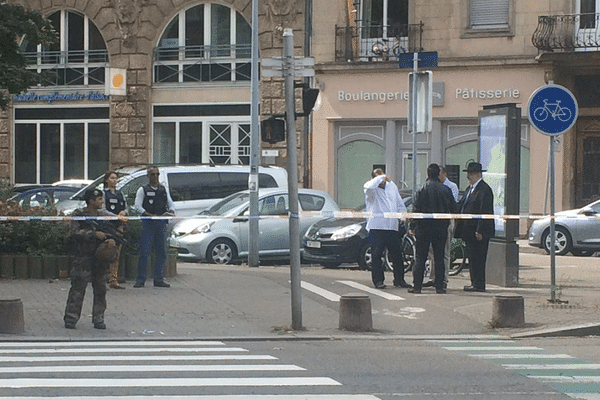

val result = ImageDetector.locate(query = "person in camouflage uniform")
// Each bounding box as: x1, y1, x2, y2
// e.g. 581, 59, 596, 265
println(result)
64, 188, 125, 330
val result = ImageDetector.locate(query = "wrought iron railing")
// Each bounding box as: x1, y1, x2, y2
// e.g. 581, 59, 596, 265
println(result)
532, 13, 600, 52
335, 22, 423, 62
153, 44, 251, 84
22, 49, 108, 86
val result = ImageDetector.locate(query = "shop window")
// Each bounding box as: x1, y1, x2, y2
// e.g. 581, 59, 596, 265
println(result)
153, 105, 250, 165
14, 107, 109, 184
153, 3, 251, 84
20, 10, 108, 86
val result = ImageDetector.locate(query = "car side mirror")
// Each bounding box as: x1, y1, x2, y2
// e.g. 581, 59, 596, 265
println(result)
581, 209, 596, 216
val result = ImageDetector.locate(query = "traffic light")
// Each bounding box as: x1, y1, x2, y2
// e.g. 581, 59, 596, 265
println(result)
261, 117, 285, 144
300, 87, 320, 117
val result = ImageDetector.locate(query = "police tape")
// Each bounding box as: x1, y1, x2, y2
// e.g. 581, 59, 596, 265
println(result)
0, 211, 556, 222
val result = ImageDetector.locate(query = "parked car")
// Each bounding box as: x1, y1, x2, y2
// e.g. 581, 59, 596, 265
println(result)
52, 179, 94, 188
528, 199, 600, 256
8, 186, 80, 208
55, 164, 287, 216
303, 217, 416, 271
169, 188, 340, 264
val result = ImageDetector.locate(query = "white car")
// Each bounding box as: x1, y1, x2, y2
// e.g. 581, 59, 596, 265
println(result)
169, 188, 340, 264
528, 199, 600, 256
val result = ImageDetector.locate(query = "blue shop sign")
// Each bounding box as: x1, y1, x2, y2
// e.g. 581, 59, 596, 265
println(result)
13, 91, 109, 103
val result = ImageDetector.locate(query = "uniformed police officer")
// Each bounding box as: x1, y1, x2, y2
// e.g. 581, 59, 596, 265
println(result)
133, 166, 175, 288
103, 170, 128, 289
64, 188, 122, 329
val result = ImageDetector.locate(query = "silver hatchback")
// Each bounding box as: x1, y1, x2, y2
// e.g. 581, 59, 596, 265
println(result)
169, 188, 340, 264
528, 199, 600, 256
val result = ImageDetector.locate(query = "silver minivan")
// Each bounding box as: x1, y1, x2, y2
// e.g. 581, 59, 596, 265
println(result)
56, 165, 288, 216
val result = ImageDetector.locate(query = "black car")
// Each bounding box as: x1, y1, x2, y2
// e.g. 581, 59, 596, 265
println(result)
302, 217, 416, 271
8, 186, 80, 208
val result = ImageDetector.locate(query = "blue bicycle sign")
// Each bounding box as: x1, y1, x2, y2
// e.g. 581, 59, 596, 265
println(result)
528, 84, 578, 136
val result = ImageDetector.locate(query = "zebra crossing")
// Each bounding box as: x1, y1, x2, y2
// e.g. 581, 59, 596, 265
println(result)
0, 340, 380, 399
430, 339, 600, 400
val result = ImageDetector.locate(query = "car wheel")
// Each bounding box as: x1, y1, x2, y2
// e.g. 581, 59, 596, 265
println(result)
542, 227, 572, 256
358, 244, 392, 271
206, 238, 237, 264
571, 249, 595, 257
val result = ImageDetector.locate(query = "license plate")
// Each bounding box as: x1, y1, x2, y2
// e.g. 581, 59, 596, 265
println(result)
306, 240, 321, 249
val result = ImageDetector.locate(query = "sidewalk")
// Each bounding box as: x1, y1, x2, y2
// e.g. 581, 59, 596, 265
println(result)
0, 242, 599, 341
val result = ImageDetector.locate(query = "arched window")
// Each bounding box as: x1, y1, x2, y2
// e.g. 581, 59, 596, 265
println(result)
20, 10, 108, 86
153, 3, 251, 84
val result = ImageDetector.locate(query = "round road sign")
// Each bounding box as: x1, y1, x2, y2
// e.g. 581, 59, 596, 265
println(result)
527, 84, 578, 136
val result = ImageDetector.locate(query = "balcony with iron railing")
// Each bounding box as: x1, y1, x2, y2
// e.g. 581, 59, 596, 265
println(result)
153, 44, 251, 84
532, 13, 600, 52
335, 22, 423, 62
23, 49, 109, 86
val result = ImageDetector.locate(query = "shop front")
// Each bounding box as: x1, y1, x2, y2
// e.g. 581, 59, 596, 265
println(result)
311, 65, 555, 219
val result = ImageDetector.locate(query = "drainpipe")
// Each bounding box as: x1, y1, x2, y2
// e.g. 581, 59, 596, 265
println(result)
303, 0, 313, 188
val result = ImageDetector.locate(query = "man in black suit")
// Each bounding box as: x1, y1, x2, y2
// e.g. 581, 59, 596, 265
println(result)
455, 162, 495, 292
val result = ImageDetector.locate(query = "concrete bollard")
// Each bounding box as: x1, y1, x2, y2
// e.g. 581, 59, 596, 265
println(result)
339, 293, 372, 331
492, 294, 525, 328
0, 299, 25, 334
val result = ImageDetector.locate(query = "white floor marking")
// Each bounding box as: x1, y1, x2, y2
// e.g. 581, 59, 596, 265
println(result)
0, 347, 247, 354
0, 396, 381, 400
0, 377, 342, 388
0, 354, 276, 363
470, 353, 574, 359
444, 346, 542, 351
0, 341, 224, 347
336, 281, 405, 300
531, 376, 600, 383
300, 281, 341, 302
0, 364, 305, 373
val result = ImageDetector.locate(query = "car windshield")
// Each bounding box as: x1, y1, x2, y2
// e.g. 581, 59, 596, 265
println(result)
70, 171, 134, 200
200, 192, 250, 216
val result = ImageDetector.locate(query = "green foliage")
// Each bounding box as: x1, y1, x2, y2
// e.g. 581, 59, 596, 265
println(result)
0, 2, 58, 109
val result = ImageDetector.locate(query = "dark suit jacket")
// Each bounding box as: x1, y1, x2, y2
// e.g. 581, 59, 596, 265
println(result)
455, 179, 495, 240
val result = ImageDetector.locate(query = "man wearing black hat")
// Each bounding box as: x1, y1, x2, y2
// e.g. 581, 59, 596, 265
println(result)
455, 162, 495, 292
64, 188, 125, 329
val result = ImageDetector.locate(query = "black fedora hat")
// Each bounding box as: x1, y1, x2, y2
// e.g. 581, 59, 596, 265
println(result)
463, 162, 486, 173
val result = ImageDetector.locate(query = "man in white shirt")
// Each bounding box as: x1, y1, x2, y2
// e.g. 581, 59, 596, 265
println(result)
364, 168, 411, 289
424, 166, 459, 288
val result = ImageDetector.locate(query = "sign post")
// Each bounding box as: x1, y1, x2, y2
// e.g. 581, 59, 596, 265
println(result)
527, 83, 578, 303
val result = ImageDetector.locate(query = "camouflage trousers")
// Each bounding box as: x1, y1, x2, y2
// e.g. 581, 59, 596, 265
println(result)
64, 256, 109, 325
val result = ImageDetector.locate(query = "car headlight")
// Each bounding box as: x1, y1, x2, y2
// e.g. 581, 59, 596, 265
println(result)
190, 222, 213, 235
331, 224, 362, 241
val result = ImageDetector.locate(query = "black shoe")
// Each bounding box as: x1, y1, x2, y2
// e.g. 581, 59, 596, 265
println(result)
154, 280, 171, 288
374, 283, 386, 289
464, 285, 486, 292
408, 288, 421, 294
94, 322, 106, 330
393, 281, 412, 288
133, 281, 144, 288
436, 288, 447, 294
422, 280, 435, 288
64, 321, 76, 329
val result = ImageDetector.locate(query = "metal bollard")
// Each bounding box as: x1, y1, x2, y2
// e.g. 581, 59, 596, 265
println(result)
0, 299, 25, 334
339, 293, 373, 331
492, 294, 525, 328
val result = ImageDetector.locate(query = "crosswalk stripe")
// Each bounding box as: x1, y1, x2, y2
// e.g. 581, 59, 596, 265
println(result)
564, 395, 600, 400
504, 364, 600, 370
0, 396, 381, 400
469, 353, 574, 359
0, 341, 225, 347
0, 347, 247, 354
301, 281, 341, 302
0, 377, 342, 388
532, 376, 600, 383
0, 354, 277, 363
443, 346, 542, 351
0, 364, 305, 373
337, 281, 405, 300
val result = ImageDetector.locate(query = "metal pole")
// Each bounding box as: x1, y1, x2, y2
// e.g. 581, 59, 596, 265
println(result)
248, 0, 260, 268
549, 136, 557, 302
411, 52, 419, 199
283, 28, 303, 330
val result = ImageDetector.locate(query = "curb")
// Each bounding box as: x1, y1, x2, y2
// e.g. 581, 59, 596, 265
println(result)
510, 322, 600, 338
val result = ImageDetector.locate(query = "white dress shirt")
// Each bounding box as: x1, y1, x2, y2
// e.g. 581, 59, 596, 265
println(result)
443, 178, 459, 202
364, 174, 406, 232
